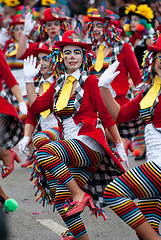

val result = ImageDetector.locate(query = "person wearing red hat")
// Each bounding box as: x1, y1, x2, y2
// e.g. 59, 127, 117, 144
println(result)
2, 14, 28, 121
18, 43, 60, 168
16, 4, 70, 60
0, 13, 34, 164
23, 23, 127, 240
99, 33, 161, 240
87, 2, 143, 159
0, 48, 24, 178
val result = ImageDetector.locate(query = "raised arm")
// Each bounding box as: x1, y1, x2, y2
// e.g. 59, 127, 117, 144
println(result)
16, 13, 36, 59
98, 60, 121, 120
23, 55, 41, 106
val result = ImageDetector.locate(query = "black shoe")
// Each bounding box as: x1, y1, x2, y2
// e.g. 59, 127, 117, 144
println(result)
135, 150, 146, 161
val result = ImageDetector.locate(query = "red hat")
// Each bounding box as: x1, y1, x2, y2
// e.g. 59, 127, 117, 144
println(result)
148, 35, 161, 52
40, 6, 68, 23
155, 24, 161, 33
54, 29, 92, 51
32, 42, 54, 56
88, 3, 119, 23
9, 14, 24, 26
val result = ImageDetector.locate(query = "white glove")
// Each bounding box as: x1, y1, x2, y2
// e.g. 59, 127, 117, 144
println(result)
18, 136, 30, 154
23, 12, 36, 36
23, 55, 41, 83
98, 60, 120, 88
0, 28, 9, 45
18, 102, 27, 115
116, 142, 129, 168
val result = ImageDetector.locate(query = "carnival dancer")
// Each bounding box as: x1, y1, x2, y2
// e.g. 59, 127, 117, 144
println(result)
122, 3, 155, 160
16, 4, 70, 60
18, 43, 60, 167
87, 2, 142, 154
123, 3, 154, 69
23, 22, 127, 240
0, 49, 25, 178
98, 33, 161, 240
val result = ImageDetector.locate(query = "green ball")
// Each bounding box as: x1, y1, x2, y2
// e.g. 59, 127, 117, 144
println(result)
146, 23, 152, 30
126, 31, 132, 36
4, 198, 18, 212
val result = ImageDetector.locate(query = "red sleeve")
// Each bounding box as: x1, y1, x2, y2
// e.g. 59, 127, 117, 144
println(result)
0, 49, 18, 90
17, 42, 40, 59
122, 42, 142, 85
116, 90, 143, 124
25, 110, 37, 127
28, 81, 55, 114
88, 75, 115, 128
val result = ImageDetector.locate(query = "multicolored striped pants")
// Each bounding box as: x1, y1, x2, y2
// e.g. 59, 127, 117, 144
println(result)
35, 138, 102, 239
104, 161, 161, 239
32, 127, 60, 149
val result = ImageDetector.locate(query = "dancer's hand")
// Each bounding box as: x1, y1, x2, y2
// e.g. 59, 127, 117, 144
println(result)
23, 12, 36, 36
18, 102, 27, 115
0, 28, 9, 45
23, 55, 41, 83
18, 136, 30, 154
98, 60, 120, 88
116, 142, 129, 168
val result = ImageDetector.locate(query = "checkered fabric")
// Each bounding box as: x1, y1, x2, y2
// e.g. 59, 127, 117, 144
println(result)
84, 153, 124, 208
109, 39, 124, 66
118, 117, 144, 142
0, 113, 23, 149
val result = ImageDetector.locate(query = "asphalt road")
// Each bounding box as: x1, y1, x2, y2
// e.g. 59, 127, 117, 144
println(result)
1, 149, 158, 240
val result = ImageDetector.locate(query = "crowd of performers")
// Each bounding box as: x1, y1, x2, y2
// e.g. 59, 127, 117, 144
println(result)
1, 0, 161, 239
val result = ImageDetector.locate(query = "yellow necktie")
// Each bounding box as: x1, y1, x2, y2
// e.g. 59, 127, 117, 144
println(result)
40, 82, 51, 118
140, 76, 161, 109
94, 44, 105, 72
56, 76, 76, 111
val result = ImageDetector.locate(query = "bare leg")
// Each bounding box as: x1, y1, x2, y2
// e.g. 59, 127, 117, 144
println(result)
135, 221, 161, 240
66, 179, 84, 202
0, 185, 8, 200
0, 148, 10, 166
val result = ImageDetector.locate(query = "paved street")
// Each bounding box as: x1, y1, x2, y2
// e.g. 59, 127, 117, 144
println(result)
1, 150, 158, 240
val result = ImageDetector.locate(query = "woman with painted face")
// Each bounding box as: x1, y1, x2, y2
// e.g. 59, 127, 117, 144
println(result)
98, 34, 161, 240
18, 43, 60, 167
16, 5, 70, 60
123, 4, 154, 69
23, 22, 127, 240
87, 3, 143, 157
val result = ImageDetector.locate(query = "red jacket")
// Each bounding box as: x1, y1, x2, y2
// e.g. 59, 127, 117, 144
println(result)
26, 74, 125, 172
116, 89, 161, 128
111, 43, 142, 105
0, 49, 19, 118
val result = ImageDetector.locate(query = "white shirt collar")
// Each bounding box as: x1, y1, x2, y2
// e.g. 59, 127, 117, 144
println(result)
97, 41, 106, 47
39, 75, 54, 85
65, 69, 81, 82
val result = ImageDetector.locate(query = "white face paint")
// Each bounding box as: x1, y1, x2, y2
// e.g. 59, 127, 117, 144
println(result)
37, 52, 51, 79
63, 45, 83, 74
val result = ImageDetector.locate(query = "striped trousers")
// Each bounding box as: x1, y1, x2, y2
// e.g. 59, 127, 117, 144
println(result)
35, 138, 102, 239
104, 161, 161, 238
32, 127, 60, 149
